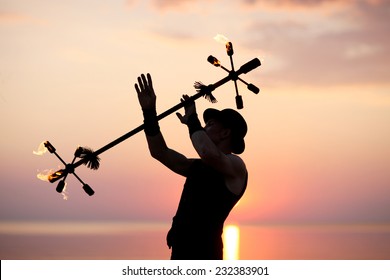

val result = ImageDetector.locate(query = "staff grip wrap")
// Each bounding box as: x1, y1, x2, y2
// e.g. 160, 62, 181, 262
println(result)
187, 113, 204, 137
143, 108, 160, 136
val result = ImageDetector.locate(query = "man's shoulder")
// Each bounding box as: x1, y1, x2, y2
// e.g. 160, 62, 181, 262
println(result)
226, 153, 246, 165
226, 154, 247, 174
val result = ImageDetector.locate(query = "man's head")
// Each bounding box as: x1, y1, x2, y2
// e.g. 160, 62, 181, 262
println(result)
203, 108, 247, 154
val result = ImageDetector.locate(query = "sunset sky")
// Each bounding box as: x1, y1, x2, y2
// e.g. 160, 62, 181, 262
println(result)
0, 0, 389, 226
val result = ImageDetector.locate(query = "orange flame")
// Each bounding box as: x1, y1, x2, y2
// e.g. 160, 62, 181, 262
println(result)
36, 169, 69, 200
48, 169, 66, 183
36, 169, 54, 182
33, 141, 48, 156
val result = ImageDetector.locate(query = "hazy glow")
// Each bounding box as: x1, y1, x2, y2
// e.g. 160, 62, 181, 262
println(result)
0, 221, 168, 235
1, 222, 389, 259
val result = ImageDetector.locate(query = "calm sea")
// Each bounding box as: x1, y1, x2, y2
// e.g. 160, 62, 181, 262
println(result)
0, 222, 389, 260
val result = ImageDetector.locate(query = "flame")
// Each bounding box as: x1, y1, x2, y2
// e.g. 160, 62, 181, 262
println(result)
33, 141, 48, 156
36, 169, 69, 200
61, 182, 69, 200
214, 34, 229, 44
48, 169, 66, 182
37, 169, 55, 182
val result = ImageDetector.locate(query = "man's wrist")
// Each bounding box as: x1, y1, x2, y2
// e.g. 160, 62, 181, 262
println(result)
143, 108, 160, 136
187, 113, 204, 137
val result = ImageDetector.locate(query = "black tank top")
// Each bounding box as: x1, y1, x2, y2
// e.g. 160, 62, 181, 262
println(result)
168, 159, 247, 256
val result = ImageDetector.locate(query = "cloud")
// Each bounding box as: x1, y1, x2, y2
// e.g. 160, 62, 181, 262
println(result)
152, 0, 196, 9
149, 28, 197, 41
0, 12, 28, 24
0, 12, 46, 25
127, 0, 213, 11
242, 0, 386, 9
344, 43, 382, 59
138, 0, 225, 13
243, 0, 390, 86
121, 0, 389, 86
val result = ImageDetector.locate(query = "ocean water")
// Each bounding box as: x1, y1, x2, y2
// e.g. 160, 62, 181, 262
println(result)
0, 222, 389, 260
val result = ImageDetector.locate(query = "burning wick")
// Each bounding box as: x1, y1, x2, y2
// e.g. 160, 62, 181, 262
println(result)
36, 168, 69, 200
214, 34, 233, 56
36, 168, 55, 182
34, 141, 70, 200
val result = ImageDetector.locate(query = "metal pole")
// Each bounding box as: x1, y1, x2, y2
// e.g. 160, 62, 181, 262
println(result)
47, 58, 260, 183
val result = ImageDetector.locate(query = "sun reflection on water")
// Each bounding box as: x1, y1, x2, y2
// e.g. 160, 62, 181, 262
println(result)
223, 224, 240, 260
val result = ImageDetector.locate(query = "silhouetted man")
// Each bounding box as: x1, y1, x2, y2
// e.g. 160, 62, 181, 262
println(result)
134, 73, 248, 260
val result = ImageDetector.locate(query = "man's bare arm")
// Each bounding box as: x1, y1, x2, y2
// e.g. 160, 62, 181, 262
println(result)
145, 132, 193, 177
134, 73, 193, 177
177, 95, 247, 194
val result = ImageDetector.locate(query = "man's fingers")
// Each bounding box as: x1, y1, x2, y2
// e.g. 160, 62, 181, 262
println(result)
135, 73, 153, 95
180, 94, 195, 110
135, 73, 154, 96
141, 74, 148, 89
176, 112, 184, 123
137, 76, 144, 91
147, 73, 153, 88
134, 83, 140, 94
180, 95, 192, 103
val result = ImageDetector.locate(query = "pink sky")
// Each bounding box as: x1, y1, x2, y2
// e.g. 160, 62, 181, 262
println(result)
0, 0, 389, 225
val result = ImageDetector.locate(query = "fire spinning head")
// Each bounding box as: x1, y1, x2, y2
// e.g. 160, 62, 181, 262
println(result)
35, 141, 98, 197
208, 39, 261, 109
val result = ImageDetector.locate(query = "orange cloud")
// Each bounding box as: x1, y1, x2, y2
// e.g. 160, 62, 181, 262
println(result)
242, 0, 384, 8
0, 12, 46, 25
